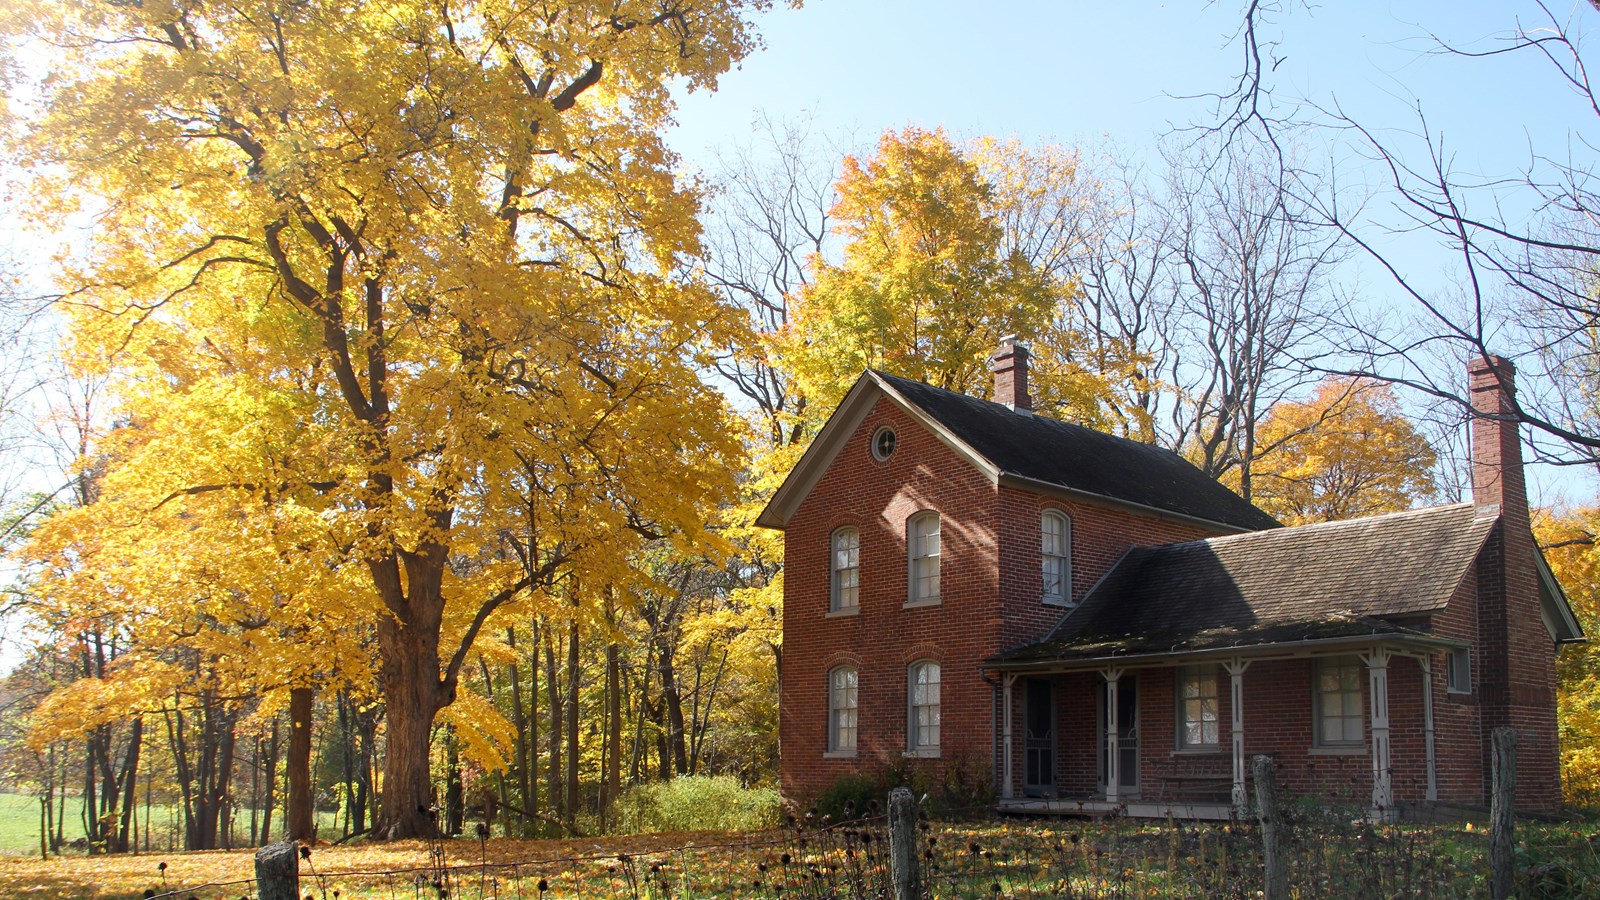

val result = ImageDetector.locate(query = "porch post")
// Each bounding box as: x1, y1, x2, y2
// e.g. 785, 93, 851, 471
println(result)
1103, 667, 1123, 804
1362, 648, 1393, 814
1419, 655, 1437, 802
1001, 674, 1017, 800
1222, 658, 1251, 813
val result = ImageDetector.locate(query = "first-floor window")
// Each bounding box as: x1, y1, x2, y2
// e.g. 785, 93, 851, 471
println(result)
1447, 647, 1472, 694
908, 661, 941, 752
1177, 665, 1220, 749
829, 666, 858, 752
1315, 657, 1364, 747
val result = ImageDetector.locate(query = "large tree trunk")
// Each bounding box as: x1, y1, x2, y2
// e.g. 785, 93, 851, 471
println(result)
287, 687, 315, 843
372, 549, 451, 840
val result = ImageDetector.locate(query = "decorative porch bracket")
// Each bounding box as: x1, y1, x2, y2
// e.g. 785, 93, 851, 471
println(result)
1222, 658, 1251, 814
1001, 673, 1018, 800
1419, 655, 1437, 802
1361, 648, 1394, 814
1102, 667, 1124, 805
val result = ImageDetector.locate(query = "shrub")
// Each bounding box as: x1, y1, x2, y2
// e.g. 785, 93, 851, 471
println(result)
612, 775, 780, 834
812, 772, 882, 822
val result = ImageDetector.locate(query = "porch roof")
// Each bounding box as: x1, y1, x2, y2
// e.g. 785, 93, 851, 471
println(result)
989, 503, 1496, 671
986, 614, 1462, 672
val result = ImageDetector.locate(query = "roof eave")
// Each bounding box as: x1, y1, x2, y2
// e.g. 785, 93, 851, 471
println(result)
754, 370, 1004, 530
1534, 550, 1586, 644
996, 472, 1263, 535
754, 374, 885, 530
985, 632, 1467, 674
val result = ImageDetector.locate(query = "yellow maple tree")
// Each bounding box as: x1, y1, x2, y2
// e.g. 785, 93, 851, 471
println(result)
3, 0, 767, 838
773, 127, 1127, 427
1536, 509, 1600, 806
1241, 378, 1437, 525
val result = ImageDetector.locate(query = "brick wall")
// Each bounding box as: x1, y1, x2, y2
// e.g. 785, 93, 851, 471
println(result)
780, 398, 1001, 799
781, 395, 1234, 801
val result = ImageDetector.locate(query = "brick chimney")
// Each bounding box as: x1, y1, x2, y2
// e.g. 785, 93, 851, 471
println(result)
1468, 353, 1560, 813
991, 336, 1032, 413
1468, 354, 1527, 523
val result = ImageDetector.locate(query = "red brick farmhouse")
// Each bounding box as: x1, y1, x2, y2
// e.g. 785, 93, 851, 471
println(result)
758, 341, 1584, 819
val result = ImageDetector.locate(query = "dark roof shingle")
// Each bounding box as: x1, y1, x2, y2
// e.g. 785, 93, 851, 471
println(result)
994, 502, 1496, 665
876, 372, 1279, 532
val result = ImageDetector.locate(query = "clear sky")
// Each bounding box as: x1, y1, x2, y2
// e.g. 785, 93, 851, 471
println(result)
665, 0, 1600, 507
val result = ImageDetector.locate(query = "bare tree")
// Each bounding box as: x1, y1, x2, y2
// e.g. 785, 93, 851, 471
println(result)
1158, 138, 1344, 497
1215, 1, 1600, 469
702, 116, 844, 450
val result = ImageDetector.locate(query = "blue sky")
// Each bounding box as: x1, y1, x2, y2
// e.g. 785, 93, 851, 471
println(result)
666, 0, 1600, 506
670, 1, 1580, 176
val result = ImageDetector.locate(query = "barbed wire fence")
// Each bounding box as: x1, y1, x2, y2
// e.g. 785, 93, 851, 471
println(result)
132, 801, 1547, 900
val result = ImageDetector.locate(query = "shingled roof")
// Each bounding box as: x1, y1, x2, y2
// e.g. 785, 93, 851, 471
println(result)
754, 370, 1280, 532
873, 373, 1280, 531
992, 502, 1498, 666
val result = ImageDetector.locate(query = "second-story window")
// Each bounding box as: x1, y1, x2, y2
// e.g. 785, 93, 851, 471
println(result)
831, 527, 860, 612
907, 512, 941, 604
1041, 511, 1071, 605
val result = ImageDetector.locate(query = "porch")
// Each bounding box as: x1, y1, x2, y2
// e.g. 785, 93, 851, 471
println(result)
986, 634, 1461, 820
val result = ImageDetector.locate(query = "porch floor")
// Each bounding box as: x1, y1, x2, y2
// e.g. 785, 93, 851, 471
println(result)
997, 797, 1236, 821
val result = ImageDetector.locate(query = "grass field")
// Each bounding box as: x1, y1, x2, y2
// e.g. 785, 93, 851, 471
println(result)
0, 791, 344, 857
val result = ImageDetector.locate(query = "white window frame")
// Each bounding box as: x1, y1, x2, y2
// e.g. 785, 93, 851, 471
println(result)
1041, 510, 1072, 605
907, 660, 941, 756
871, 426, 897, 461
1176, 665, 1221, 750
1313, 656, 1365, 749
906, 512, 941, 606
830, 527, 860, 614
1447, 647, 1472, 694
827, 666, 858, 755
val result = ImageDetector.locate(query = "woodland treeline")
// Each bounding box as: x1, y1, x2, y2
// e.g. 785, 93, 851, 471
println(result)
1, 0, 1600, 854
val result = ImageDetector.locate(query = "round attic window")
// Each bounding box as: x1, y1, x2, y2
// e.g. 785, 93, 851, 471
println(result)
871, 427, 897, 461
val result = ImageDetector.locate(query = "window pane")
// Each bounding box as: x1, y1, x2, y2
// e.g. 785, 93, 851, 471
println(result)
832, 529, 860, 610
831, 667, 858, 751
910, 663, 941, 750
909, 515, 941, 602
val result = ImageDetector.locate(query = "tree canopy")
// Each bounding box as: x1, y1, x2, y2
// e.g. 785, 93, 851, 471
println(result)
1239, 377, 1437, 525
2, 0, 770, 838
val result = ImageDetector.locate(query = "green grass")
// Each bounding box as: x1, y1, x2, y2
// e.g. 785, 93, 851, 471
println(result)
0, 791, 345, 856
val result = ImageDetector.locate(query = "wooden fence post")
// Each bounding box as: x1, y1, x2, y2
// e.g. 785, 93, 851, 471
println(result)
888, 786, 921, 900
255, 839, 299, 900
1253, 754, 1288, 900
1490, 727, 1517, 900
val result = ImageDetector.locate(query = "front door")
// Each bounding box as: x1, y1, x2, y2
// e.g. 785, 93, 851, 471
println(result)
1097, 677, 1140, 797
1023, 678, 1055, 797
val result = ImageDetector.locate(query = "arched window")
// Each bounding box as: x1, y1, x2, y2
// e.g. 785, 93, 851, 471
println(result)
829, 666, 858, 753
831, 527, 860, 612
1041, 511, 1072, 605
908, 661, 941, 753
907, 512, 941, 605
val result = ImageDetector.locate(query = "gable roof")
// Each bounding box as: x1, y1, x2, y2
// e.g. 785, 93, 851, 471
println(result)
756, 370, 1280, 533
992, 503, 1503, 667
